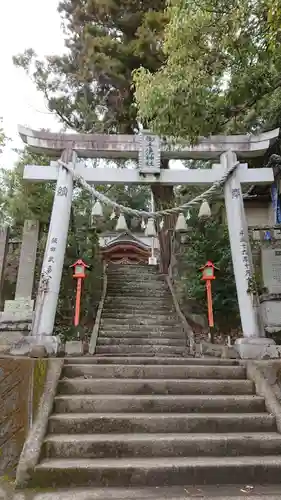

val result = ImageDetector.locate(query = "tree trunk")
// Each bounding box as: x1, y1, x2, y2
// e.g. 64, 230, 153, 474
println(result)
152, 159, 177, 274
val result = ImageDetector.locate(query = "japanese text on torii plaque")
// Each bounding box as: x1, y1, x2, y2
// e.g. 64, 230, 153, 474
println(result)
138, 133, 161, 174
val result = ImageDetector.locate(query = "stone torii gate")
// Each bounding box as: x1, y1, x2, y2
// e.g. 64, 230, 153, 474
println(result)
19, 126, 279, 357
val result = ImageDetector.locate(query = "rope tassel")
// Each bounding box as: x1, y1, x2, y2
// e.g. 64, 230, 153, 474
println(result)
198, 200, 211, 219
115, 214, 128, 232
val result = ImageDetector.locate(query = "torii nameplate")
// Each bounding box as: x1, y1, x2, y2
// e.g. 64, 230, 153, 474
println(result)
18, 126, 280, 160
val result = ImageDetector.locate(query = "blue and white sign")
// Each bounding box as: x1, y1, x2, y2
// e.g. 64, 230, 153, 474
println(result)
271, 184, 281, 224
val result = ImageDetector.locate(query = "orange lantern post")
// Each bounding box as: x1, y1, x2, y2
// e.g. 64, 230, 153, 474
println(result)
70, 259, 89, 327
200, 261, 217, 328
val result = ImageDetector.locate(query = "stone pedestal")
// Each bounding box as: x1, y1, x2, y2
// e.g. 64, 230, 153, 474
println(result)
8, 334, 60, 357
235, 337, 281, 359
260, 293, 281, 334
65, 340, 83, 356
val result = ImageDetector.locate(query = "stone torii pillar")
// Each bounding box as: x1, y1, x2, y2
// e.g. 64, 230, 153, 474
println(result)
18, 126, 279, 357
32, 149, 76, 352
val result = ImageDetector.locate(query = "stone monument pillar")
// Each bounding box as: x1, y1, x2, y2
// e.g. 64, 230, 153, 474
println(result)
3, 220, 39, 317
260, 245, 281, 335
16, 220, 39, 299
0, 221, 39, 353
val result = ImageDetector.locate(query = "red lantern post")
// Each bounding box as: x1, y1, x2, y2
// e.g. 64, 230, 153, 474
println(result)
200, 261, 217, 328
70, 259, 89, 327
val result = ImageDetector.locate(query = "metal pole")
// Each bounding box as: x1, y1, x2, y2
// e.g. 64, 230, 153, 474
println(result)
149, 190, 157, 265
74, 278, 82, 327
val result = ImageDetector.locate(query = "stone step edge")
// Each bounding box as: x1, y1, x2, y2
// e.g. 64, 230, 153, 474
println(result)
44, 432, 280, 442
54, 394, 262, 402
58, 377, 251, 384
48, 411, 273, 420
35, 455, 281, 469
63, 357, 240, 365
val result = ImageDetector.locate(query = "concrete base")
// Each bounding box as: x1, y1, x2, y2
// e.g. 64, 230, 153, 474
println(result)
8, 335, 60, 357
65, 340, 83, 356
148, 256, 157, 266
198, 342, 240, 359
235, 337, 281, 359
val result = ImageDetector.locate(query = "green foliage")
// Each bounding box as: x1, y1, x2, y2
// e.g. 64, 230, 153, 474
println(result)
134, 0, 281, 142
183, 214, 240, 332
0, 119, 6, 153
13, 0, 167, 133
0, 149, 54, 227
32, 359, 48, 418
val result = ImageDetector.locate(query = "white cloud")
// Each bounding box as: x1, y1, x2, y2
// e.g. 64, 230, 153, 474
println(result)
0, 0, 65, 167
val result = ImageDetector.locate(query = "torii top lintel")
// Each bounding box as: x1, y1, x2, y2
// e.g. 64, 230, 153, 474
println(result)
18, 125, 280, 161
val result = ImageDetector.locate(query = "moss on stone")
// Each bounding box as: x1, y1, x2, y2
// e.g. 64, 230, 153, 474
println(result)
32, 359, 48, 419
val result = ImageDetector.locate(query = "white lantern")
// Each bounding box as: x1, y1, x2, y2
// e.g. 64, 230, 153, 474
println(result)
91, 200, 103, 217
175, 212, 188, 233
115, 214, 128, 232
145, 217, 156, 237
198, 200, 211, 219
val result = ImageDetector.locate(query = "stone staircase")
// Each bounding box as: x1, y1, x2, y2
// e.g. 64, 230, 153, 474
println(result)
95, 264, 187, 356
21, 264, 281, 495
28, 356, 281, 489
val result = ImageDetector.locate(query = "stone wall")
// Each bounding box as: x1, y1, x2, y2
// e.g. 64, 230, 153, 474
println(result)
0, 357, 48, 477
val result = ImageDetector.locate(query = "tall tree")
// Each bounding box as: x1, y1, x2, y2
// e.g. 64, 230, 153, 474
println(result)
14, 0, 167, 134
13, 0, 175, 271
133, 0, 281, 142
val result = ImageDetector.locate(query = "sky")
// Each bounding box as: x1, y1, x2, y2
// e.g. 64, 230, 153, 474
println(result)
0, 0, 65, 168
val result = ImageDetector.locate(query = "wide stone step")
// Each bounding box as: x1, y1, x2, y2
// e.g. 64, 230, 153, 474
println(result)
43, 433, 281, 460
63, 357, 240, 366
48, 412, 276, 435
107, 266, 160, 279
105, 296, 173, 303
105, 291, 169, 297
62, 364, 246, 380
100, 318, 181, 326
57, 378, 254, 396
31, 456, 281, 487
54, 394, 265, 414
103, 307, 176, 314
98, 330, 185, 339
99, 323, 182, 332
20, 485, 281, 500
98, 335, 186, 347
101, 313, 178, 321
106, 286, 168, 292
96, 338, 186, 347
95, 346, 185, 356
107, 279, 161, 282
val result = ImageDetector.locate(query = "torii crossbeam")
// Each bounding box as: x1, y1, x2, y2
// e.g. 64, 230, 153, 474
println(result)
19, 126, 279, 356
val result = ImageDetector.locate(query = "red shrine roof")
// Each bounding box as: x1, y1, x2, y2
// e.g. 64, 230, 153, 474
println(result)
100, 231, 151, 250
